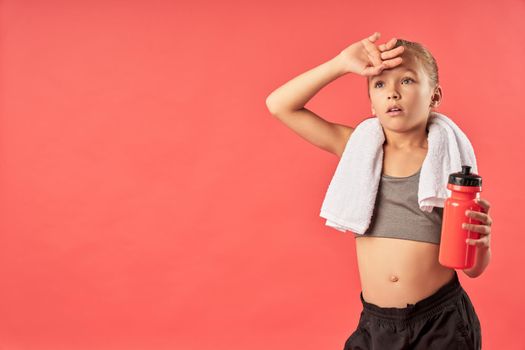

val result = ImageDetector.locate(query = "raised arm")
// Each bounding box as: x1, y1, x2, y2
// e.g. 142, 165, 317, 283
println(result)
265, 55, 353, 157
265, 32, 404, 157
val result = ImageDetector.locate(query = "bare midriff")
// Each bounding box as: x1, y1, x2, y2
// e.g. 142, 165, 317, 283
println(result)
354, 235, 456, 308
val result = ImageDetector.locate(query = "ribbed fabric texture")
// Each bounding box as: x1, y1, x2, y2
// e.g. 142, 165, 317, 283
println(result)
354, 168, 443, 245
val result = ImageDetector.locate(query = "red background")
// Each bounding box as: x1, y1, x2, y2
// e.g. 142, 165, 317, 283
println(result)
1, 0, 523, 349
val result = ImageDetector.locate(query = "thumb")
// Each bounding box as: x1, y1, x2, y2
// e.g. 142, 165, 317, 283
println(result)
369, 32, 381, 42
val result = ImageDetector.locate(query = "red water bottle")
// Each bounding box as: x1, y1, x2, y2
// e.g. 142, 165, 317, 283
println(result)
439, 165, 483, 269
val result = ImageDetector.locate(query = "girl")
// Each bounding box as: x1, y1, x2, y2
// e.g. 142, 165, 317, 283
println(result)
265, 32, 493, 349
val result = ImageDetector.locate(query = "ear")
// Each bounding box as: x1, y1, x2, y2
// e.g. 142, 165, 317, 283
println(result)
430, 85, 443, 109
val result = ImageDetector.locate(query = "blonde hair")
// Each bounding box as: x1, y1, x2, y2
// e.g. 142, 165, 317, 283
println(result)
367, 39, 439, 97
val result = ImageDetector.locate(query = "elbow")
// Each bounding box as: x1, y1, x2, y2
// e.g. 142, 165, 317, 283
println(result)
265, 93, 291, 117
265, 94, 280, 116
266, 93, 300, 118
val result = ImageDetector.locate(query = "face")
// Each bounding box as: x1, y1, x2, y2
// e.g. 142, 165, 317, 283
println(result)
368, 53, 442, 132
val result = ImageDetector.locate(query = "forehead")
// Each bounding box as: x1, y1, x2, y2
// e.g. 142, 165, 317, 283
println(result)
370, 65, 420, 81
372, 52, 423, 76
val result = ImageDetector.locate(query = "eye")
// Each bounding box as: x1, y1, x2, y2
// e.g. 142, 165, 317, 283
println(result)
373, 77, 414, 88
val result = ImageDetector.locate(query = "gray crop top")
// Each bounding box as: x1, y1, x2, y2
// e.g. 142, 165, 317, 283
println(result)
353, 168, 444, 244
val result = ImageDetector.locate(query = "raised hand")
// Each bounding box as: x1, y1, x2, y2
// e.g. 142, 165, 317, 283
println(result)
338, 32, 405, 77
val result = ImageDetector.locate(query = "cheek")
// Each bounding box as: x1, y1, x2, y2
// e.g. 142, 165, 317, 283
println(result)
404, 90, 427, 104
369, 93, 382, 104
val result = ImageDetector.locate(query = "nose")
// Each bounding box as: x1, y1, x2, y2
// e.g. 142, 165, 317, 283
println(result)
388, 92, 400, 100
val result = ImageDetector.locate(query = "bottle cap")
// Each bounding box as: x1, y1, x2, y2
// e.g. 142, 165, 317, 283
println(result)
448, 165, 482, 187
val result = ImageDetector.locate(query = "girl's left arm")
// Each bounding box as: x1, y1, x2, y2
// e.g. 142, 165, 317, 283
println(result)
462, 197, 493, 278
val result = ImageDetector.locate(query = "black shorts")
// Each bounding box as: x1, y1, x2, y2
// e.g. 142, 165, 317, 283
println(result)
343, 271, 482, 350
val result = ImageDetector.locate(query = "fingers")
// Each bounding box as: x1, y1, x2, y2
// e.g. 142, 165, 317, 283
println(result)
362, 32, 383, 67
380, 56, 403, 69
363, 65, 384, 77
380, 45, 405, 60
466, 236, 490, 248
379, 37, 398, 52
363, 56, 403, 77
361, 33, 404, 76
465, 209, 493, 226
462, 222, 491, 235
367, 31, 381, 42
475, 197, 491, 213
464, 197, 492, 248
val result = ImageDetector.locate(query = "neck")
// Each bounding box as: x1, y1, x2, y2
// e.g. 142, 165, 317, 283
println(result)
382, 123, 429, 150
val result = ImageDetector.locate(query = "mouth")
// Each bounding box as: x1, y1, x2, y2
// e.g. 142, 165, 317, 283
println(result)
386, 105, 404, 116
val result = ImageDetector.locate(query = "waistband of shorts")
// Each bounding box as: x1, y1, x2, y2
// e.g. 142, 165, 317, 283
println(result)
359, 271, 463, 322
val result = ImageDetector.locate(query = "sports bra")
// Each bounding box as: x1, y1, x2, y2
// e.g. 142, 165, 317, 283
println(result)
353, 168, 444, 244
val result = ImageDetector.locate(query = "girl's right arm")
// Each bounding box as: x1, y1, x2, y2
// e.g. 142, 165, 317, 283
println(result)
265, 32, 404, 158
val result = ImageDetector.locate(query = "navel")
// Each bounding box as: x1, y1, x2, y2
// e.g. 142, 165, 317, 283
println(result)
390, 275, 399, 282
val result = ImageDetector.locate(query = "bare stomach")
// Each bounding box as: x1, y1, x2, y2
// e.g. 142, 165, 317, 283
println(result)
354, 236, 456, 308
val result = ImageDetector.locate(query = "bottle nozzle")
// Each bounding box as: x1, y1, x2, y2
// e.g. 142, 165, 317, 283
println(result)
461, 165, 471, 175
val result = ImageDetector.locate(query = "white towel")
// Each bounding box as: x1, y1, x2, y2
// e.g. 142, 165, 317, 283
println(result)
319, 111, 478, 234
